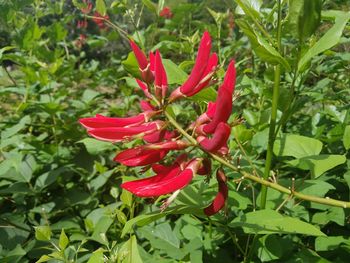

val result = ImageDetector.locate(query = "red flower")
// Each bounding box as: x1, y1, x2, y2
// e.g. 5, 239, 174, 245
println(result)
81, 0, 93, 14
197, 122, 231, 153
203, 60, 236, 134
87, 121, 164, 142
77, 20, 88, 29
121, 158, 202, 197
204, 169, 228, 216
159, 6, 173, 19
154, 50, 168, 100
114, 141, 189, 166
79, 31, 238, 215
92, 11, 109, 29
169, 31, 217, 101
79, 111, 157, 130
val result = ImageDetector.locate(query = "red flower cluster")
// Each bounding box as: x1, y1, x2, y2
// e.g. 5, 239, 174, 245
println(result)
79, 32, 236, 215
92, 11, 110, 30
159, 6, 173, 19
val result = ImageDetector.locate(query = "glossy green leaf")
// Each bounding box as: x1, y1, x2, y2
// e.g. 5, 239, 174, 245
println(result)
96, 0, 106, 15
235, 0, 262, 20
78, 138, 115, 155
236, 19, 291, 70
121, 205, 203, 237
287, 154, 346, 178
298, 10, 350, 72
274, 134, 323, 158
122, 52, 141, 79
287, 0, 322, 41
35, 226, 52, 241
315, 236, 350, 251
163, 59, 188, 85
142, 0, 157, 13
59, 229, 69, 250
87, 250, 104, 263
119, 235, 143, 263
230, 210, 325, 236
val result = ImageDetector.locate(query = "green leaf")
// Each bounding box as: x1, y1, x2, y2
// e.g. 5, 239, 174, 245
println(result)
87, 249, 104, 263
142, 0, 157, 13
96, 0, 106, 15
119, 235, 143, 263
121, 205, 203, 237
35, 226, 52, 241
287, 0, 322, 42
236, 19, 291, 70
188, 87, 217, 102
298, 180, 335, 197
287, 154, 346, 178
315, 236, 350, 251
59, 229, 69, 250
122, 52, 141, 79
163, 59, 188, 85
0, 46, 15, 61
229, 210, 325, 236
120, 189, 133, 207
343, 125, 350, 150
298, 10, 350, 72
1, 115, 31, 139
257, 235, 294, 262
274, 134, 323, 158
78, 138, 115, 155
235, 0, 262, 20
36, 255, 52, 263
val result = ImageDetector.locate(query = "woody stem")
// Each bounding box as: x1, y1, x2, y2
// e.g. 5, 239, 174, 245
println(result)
164, 107, 350, 209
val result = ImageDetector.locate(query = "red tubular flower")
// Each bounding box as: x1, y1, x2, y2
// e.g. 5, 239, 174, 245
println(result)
129, 40, 148, 71
190, 102, 216, 129
169, 31, 212, 101
87, 121, 164, 142
203, 60, 236, 134
140, 100, 155, 111
79, 111, 157, 130
159, 6, 173, 19
204, 169, 228, 216
136, 79, 152, 99
154, 50, 168, 99
115, 148, 168, 167
115, 140, 189, 166
185, 53, 218, 97
121, 158, 202, 197
130, 41, 155, 83
81, 0, 92, 14
198, 122, 231, 152
152, 153, 188, 173
92, 11, 109, 29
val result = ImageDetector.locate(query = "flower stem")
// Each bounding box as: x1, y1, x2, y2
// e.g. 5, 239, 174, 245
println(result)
164, 106, 350, 209
260, 0, 283, 210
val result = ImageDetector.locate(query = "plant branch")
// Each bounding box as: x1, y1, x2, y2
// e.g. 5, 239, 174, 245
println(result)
164, 104, 350, 209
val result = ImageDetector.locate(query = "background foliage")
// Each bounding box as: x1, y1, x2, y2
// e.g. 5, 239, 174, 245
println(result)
0, 0, 350, 262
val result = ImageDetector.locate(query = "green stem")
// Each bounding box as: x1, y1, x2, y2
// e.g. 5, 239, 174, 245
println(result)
260, 0, 283, 210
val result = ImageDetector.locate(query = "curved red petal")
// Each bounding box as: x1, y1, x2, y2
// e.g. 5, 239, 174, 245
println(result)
204, 169, 228, 216
79, 114, 146, 129
129, 40, 148, 70
87, 122, 160, 142
179, 31, 212, 94
203, 61, 236, 134
199, 122, 231, 152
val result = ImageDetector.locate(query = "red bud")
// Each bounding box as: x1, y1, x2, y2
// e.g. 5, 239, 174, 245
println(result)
204, 169, 228, 216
